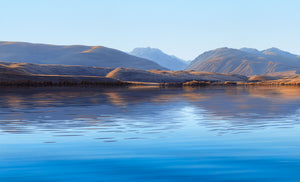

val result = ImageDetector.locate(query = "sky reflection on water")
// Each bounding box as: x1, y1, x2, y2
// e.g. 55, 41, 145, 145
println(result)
1, 86, 300, 181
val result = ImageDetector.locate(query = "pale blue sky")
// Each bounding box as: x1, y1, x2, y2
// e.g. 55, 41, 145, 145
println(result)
1, 0, 300, 60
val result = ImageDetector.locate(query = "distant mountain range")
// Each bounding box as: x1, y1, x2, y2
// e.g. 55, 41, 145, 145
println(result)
0, 41, 166, 70
1, 41, 300, 76
186, 47, 300, 76
130, 47, 188, 70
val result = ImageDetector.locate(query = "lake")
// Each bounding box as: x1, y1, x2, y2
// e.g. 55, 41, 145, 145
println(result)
1, 86, 300, 182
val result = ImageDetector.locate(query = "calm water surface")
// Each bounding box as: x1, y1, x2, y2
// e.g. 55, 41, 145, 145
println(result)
1, 86, 300, 181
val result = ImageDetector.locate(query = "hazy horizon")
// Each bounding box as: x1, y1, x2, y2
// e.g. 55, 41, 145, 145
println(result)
2, 0, 300, 60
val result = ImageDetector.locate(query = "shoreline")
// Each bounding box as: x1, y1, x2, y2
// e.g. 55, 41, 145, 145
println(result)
1, 79, 300, 88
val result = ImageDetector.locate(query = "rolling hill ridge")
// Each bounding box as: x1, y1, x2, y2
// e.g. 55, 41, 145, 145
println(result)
0, 41, 167, 70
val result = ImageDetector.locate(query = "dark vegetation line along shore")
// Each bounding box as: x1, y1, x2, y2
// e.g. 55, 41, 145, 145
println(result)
159, 81, 237, 87
0, 80, 235, 88
242, 82, 300, 86
160, 80, 300, 88
0, 80, 131, 87
1, 79, 300, 88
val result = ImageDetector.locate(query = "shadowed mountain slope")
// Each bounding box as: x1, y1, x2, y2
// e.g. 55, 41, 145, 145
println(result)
186, 47, 300, 76
130, 47, 188, 70
0, 41, 166, 70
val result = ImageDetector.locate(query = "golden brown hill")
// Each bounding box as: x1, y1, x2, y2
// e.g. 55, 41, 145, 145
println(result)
0, 64, 30, 75
0, 63, 119, 84
248, 75, 280, 82
0, 61, 113, 76
106, 67, 248, 83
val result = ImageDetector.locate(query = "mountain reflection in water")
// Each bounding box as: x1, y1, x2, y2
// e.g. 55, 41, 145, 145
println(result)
1, 86, 300, 182
0, 87, 300, 134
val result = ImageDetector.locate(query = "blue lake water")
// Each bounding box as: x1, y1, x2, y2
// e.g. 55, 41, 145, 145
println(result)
1, 86, 300, 181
